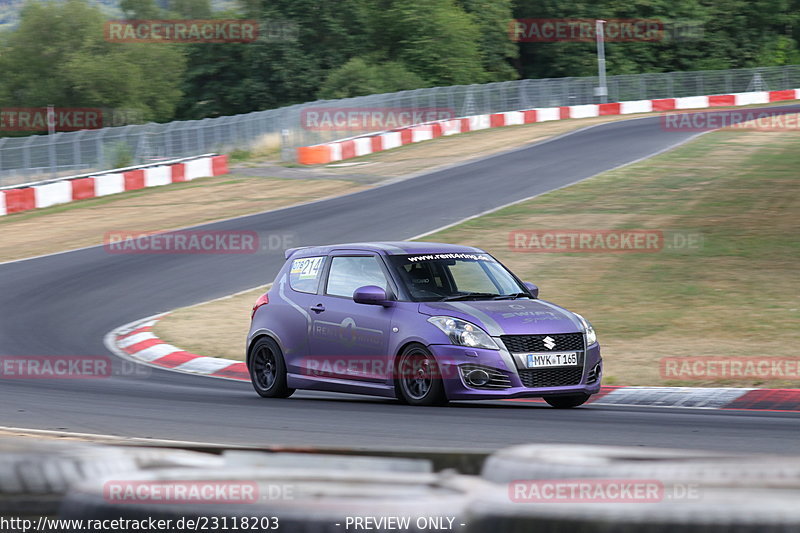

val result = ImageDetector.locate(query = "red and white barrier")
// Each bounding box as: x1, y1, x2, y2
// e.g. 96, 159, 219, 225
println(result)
296, 89, 800, 165
144, 165, 172, 188
95, 173, 125, 197
33, 181, 72, 209
1, 154, 229, 217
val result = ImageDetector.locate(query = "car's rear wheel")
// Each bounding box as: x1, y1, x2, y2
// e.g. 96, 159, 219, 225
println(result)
396, 344, 447, 406
544, 393, 590, 408
249, 337, 294, 398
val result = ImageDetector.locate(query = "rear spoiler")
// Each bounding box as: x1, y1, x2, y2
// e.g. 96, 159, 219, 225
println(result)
284, 246, 310, 259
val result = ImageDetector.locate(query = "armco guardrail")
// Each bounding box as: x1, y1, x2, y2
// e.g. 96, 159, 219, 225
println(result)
295, 88, 800, 164
0, 154, 228, 216
1, 65, 798, 183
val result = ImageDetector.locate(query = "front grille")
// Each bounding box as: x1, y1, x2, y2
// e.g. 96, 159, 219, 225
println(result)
501, 333, 584, 353
459, 364, 512, 389
519, 367, 584, 388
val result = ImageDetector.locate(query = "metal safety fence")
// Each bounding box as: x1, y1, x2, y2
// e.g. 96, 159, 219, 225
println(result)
1, 64, 798, 187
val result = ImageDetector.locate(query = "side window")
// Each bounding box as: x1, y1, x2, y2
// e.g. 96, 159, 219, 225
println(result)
289, 256, 324, 293
326, 256, 388, 298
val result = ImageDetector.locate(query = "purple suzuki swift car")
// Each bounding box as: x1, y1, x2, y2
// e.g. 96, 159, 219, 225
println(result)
247, 242, 601, 407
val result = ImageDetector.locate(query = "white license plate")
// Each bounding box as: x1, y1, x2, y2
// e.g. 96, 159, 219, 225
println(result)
526, 352, 579, 368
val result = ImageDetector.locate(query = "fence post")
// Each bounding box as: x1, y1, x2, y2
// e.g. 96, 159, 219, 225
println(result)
0, 138, 5, 185
96, 129, 105, 170
22, 137, 34, 177
49, 133, 57, 178
73, 131, 83, 170
0, 138, 5, 179
197, 119, 206, 155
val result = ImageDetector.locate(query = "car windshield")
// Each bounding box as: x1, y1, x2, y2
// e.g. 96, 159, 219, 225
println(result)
387, 253, 527, 302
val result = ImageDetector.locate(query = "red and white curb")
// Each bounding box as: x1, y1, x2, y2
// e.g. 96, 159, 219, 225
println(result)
105, 314, 248, 381
0, 154, 229, 216
296, 88, 800, 164
106, 315, 800, 411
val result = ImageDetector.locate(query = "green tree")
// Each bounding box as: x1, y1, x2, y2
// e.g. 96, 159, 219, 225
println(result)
377, 0, 489, 86
177, 0, 374, 117
119, 0, 163, 19
0, 0, 186, 123
317, 57, 429, 99
167, 0, 212, 19
512, 0, 799, 78
457, 0, 518, 82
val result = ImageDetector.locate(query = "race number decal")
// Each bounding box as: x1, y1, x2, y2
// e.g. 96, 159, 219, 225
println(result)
291, 256, 323, 279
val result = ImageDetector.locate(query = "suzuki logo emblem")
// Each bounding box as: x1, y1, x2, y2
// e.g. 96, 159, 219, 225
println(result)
543, 336, 556, 350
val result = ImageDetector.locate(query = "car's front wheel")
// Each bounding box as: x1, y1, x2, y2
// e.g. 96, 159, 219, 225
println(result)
395, 344, 448, 406
544, 393, 591, 408
249, 337, 294, 398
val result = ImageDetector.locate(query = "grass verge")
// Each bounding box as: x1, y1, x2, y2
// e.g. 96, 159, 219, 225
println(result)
0, 177, 363, 262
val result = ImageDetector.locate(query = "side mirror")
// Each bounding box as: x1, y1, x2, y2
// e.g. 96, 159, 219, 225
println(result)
523, 282, 539, 298
353, 285, 391, 306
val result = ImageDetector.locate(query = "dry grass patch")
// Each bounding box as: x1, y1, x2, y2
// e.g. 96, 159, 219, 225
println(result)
0, 178, 363, 262
154, 285, 268, 361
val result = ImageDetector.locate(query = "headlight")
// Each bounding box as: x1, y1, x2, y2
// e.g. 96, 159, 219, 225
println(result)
573, 313, 597, 346
427, 316, 499, 350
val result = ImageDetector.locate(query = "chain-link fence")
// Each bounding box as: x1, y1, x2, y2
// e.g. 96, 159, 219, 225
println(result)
2, 64, 798, 187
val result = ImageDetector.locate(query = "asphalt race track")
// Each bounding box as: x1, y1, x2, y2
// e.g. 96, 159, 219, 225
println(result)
1, 114, 798, 454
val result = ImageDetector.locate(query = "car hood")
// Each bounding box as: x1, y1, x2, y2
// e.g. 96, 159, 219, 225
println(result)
418, 299, 583, 336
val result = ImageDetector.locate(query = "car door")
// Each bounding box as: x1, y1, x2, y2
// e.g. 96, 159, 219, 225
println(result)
307, 253, 395, 383
276, 255, 326, 376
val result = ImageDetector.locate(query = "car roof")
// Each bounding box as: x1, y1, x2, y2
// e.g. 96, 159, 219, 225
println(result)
284, 241, 486, 259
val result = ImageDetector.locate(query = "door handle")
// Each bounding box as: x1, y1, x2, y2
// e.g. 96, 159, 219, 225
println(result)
310, 303, 325, 313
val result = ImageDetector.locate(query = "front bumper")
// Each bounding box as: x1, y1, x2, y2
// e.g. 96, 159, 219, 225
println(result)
428, 342, 602, 400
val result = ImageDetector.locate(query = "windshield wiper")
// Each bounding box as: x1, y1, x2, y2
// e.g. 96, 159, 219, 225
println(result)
440, 292, 500, 301
492, 292, 531, 300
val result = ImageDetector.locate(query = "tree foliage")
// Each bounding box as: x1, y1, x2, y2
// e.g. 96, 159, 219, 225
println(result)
513, 0, 800, 78
0, 0, 186, 122
317, 57, 429, 99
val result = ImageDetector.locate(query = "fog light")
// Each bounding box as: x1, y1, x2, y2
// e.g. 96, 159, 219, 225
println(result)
464, 368, 491, 387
